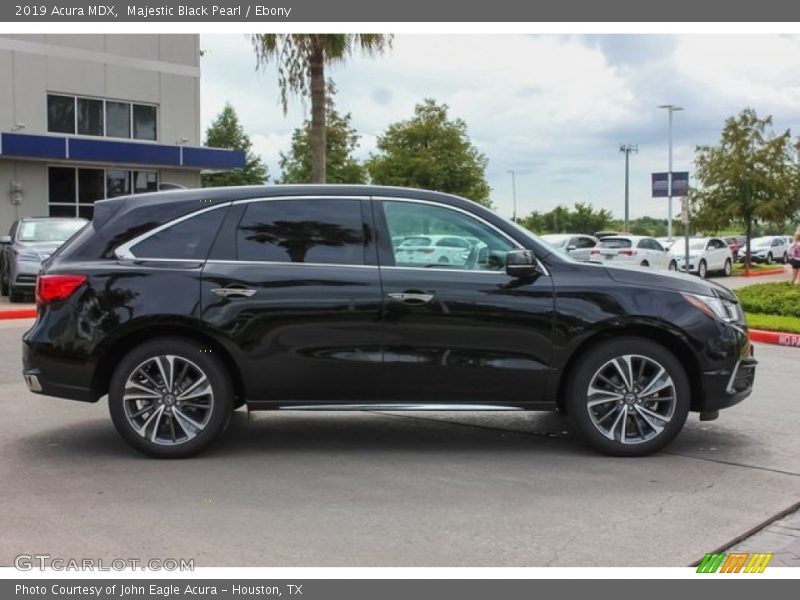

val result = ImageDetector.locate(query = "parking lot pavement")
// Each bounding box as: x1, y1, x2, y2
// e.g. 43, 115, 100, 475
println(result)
1, 320, 799, 567
728, 507, 800, 567
713, 266, 791, 290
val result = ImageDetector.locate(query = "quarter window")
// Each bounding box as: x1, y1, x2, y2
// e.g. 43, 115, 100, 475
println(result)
130, 209, 226, 260
382, 201, 514, 270
236, 200, 365, 265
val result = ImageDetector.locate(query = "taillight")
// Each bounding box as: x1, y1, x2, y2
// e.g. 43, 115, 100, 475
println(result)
590, 248, 600, 254
618, 249, 636, 256
35, 274, 87, 306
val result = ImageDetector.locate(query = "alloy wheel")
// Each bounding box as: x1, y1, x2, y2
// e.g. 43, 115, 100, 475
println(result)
585, 354, 677, 445
122, 355, 214, 446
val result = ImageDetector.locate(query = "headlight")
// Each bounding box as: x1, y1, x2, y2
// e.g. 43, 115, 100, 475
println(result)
682, 292, 744, 324
16, 252, 41, 262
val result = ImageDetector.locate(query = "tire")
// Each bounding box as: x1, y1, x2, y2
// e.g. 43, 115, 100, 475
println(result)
0, 273, 8, 297
8, 284, 24, 303
640, 261, 649, 267
565, 337, 690, 457
668, 260, 677, 271
438, 256, 450, 264
698, 260, 707, 279
766, 252, 773, 265
783, 252, 788, 264
108, 337, 234, 458
723, 259, 732, 277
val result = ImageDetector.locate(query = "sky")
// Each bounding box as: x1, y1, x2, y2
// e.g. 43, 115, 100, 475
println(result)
199, 34, 800, 222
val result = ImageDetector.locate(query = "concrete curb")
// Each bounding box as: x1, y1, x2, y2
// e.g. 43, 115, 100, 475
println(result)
750, 329, 800, 347
0, 308, 36, 320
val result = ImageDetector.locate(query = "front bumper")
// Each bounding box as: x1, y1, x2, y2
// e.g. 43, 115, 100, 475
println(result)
698, 347, 757, 411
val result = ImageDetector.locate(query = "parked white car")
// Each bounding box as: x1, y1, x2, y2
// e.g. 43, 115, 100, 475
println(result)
540, 234, 599, 261
668, 237, 733, 278
394, 234, 475, 266
749, 236, 788, 264
589, 236, 677, 270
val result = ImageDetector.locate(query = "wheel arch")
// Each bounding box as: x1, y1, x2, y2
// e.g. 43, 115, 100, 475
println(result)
91, 324, 245, 403
555, 323, 702, 414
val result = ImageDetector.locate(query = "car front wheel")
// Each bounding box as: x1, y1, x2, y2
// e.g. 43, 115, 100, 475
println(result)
723, 259, 732, 277
565, 337, 690, 457
698, 260, 707, 279
108, 338, 234, 458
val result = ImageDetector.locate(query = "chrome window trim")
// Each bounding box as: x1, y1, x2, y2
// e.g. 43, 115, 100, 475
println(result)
114, 201, 232, 260
231, 194, 372, 206
205, 259, 379, 270
374, 196, 550, 277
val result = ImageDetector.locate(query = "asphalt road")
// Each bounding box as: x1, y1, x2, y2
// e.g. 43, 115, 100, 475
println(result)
1, 319, 798, 567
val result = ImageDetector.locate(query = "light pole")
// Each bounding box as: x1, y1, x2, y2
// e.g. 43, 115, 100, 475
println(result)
507, 170, 517, 223
620, 144, 638, 232
658, 105, 683, 239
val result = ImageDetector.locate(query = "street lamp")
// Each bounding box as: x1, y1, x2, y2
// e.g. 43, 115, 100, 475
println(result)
507, 170, 517, 223
658, 105, 683, 239
619, 144, 638, 232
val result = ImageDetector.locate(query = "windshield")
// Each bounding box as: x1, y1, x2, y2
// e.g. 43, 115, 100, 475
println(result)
18, 220, 86, 243
540, 235, 570, 248
689, 240, 707, 250
750, 237, 771, 248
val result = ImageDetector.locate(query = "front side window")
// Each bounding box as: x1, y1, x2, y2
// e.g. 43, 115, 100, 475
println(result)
130, 209, 226, 260
382, 201, 514, 270
236, 199, 365, 265
47, 95, 75, 134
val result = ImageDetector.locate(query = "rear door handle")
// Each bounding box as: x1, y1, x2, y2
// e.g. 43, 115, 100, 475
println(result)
387, 292, 434, 305
211, 286, 256, 298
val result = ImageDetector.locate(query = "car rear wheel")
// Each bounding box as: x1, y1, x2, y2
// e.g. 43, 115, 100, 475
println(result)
1, 273, 8, 296
668, 260, 677, 271
723, 259, 732, 277
565, 337, 690, 457
108, 338, 233, 458
698, 260, 707, 279
640, 260, 649, 267
766, 252, 773, 265
8, 283, 25, 303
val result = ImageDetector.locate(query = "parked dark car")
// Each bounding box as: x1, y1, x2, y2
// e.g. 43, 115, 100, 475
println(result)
0, 217, 87, 302
22, 186, 756, 458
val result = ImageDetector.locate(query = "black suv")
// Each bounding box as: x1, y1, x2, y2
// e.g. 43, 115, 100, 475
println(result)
22, 186, 756, 458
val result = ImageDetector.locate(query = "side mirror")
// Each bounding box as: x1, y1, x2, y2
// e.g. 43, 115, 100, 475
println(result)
505, 250, 539, 279
567, 244, 577, 252
0, 236, 11, 244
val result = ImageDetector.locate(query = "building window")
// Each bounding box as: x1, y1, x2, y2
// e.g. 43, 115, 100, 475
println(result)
77, 98, 104, 136
46, 94, 158, 141
133, 105, 157, 141
48, 167, 159, 218
47, 95, 75, 134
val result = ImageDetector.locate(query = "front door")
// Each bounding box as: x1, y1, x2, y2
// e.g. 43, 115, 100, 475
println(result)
374, 198, 555, 407
200, 197, 384, 406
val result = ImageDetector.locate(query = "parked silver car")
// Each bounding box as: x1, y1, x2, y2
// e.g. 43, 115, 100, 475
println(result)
0, 217, 87, 302
540, 234, 599, 261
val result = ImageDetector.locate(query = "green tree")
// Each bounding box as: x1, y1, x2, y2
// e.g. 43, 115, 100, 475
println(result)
278, 89, 366, 184
201, 104, 268, 187
367, 99, 492, 206
519, 202, 612, 234
250, 34, 392, 183
693, 108, 799, 270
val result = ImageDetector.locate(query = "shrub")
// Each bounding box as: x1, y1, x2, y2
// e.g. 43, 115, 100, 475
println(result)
735, 282, 800, 318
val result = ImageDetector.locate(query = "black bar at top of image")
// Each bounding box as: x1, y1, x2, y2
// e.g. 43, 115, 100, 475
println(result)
2, 0, 800, 22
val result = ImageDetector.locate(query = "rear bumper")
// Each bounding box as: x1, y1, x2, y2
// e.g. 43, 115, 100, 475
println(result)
22, 341, 96, 402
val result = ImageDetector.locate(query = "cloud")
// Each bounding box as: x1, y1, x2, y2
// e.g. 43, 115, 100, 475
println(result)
199, 34, 800, 222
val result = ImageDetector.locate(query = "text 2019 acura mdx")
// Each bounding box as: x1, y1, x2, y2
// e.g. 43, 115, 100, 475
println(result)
22, 185, 756, 458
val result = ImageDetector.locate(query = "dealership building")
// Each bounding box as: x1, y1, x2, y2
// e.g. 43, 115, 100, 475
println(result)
0, 34, 244, 232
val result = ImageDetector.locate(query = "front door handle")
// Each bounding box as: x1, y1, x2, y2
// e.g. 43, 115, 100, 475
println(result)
211, 286, 256, 299
387, 292, 434, 305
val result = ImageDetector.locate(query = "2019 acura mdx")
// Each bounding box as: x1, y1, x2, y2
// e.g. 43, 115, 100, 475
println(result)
22, 185, 756, 458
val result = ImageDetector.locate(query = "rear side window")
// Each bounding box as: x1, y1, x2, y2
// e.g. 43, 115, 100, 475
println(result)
598, 238, 632, 249
130, 208, 226, 260
236, 199, 365, 265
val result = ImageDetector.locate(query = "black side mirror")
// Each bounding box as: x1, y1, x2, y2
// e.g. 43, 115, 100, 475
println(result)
505, 250, 539, 278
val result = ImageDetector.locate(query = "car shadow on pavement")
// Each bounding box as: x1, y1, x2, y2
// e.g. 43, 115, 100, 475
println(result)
12, 410, 599, 461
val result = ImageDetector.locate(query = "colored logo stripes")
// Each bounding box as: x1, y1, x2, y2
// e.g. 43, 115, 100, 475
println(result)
696, 552, 773, 573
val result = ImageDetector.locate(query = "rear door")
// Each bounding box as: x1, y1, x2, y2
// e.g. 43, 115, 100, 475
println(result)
200, 196, 384, 406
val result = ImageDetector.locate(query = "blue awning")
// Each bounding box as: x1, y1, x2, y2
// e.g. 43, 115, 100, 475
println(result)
0, 132, 245, 171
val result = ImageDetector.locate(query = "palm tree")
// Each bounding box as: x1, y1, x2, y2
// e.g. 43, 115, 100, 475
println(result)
250, 34, 392, 183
